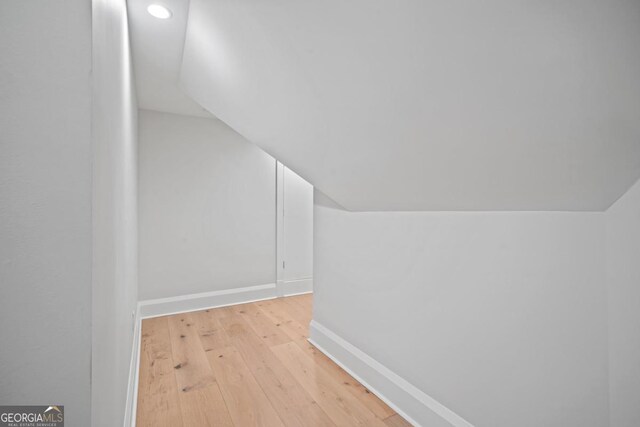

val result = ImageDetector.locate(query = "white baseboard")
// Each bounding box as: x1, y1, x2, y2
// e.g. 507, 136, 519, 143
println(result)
138, 283, 278, 319
309, 321, 474, 427
124, 308, 141, 427
277, 277, 313, 297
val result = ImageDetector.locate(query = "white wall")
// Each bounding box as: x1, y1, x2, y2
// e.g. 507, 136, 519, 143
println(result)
276, 163, 314, 295
0, 1, 92, 424
606, 178, 640, 427
138, 110, 276, 300
91, 0, 139, 425
313, 194, 608, 427
283, 167, 314, 281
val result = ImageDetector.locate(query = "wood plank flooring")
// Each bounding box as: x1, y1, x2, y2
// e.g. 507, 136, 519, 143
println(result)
136, 294, 412, 427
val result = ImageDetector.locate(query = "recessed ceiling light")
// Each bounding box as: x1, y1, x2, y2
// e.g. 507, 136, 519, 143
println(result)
147, 4, 172, 19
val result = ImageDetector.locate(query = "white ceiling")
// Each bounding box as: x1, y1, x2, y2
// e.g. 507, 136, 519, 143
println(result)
127, 0, 209, 117
131, 0, 640, 211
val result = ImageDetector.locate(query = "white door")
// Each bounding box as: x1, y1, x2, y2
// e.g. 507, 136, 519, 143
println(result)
276, 162, 313, 296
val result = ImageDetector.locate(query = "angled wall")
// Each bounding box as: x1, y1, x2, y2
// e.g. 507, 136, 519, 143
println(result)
312, 193, 608, 426
606, 178, 640, 427
181, 0, 640, 212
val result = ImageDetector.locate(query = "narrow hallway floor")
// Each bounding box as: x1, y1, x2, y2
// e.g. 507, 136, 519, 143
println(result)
136, 293, 412, 426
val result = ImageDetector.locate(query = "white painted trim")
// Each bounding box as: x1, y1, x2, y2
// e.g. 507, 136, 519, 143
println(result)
309, 321, 474, 427
280, 289, 313, 297
124, 307, 142, 427
277, 277, 313, 296
138, 283, 278, 319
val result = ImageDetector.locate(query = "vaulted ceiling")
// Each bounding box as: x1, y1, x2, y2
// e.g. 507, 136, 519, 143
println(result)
128, 0, 209, 117
130, 0, 640, 211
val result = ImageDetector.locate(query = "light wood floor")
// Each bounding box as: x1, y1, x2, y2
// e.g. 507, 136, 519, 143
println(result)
136, 293, 411, 427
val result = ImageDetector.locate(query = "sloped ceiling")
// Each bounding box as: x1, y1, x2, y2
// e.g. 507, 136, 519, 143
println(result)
180, 0, 640, 211
128, 0, 210, 117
